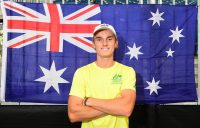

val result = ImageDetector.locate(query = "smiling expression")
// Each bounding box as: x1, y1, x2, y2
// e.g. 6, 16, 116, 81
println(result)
93, 29, 118, 59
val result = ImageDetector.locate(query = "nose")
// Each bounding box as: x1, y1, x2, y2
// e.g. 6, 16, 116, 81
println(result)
102, 39, 108, 46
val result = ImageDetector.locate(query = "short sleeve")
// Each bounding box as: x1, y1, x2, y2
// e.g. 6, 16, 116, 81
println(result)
121, 67, 136, 91
69, 69, 86, 99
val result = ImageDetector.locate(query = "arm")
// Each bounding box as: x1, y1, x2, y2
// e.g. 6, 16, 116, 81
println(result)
68, 95, 106, 123
86, 89, 136, 117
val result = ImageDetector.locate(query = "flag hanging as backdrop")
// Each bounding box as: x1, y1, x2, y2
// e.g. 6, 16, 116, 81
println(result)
0, 1, 197, 104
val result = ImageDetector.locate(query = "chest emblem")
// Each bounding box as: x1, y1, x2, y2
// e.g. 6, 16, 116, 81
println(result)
112, 74, 122, 84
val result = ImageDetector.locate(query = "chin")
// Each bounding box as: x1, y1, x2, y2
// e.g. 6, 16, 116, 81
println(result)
99, 54, 113, 58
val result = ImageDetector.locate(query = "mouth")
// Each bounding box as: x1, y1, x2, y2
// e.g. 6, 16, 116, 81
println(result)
101, 48, 110, 51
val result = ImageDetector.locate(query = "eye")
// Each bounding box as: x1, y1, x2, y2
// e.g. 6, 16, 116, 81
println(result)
95, 38, 102, 42
97, 38, 102, 41
107, 37, 114, 41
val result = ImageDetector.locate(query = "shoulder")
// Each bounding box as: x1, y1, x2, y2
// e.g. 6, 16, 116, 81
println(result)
116, 62, 135, 73
75, 62, 94, 74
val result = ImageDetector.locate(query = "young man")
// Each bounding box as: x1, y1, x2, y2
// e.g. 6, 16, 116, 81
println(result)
68, 24, 136, 128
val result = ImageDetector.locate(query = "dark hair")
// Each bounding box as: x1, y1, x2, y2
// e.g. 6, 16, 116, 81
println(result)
92, 29, 117, 42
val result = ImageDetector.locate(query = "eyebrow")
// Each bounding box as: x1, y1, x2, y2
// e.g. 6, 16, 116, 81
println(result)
94, 35, 115, 39
107, 35, 115, 38
94, 36, 102, 39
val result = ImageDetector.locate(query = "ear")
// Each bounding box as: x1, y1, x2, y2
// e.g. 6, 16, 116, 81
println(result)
115, 41, 118, 48
92, 43, 96, 50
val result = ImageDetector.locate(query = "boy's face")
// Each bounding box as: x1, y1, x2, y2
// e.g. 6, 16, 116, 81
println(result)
93, 29, 118, 59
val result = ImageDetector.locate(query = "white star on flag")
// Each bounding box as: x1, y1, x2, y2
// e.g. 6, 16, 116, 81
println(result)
148, 8, 164, 26
35, 61, 69, 94
126, 43, 143, 60
166, 48, 175, 57
169, 26, 184, 43
145, 77, 162, 95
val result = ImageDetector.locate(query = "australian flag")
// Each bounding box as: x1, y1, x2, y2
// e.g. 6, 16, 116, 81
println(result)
1, 1, 197, 104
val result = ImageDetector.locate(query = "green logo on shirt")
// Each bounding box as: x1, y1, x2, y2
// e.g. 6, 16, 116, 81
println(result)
112, 74, 122, 84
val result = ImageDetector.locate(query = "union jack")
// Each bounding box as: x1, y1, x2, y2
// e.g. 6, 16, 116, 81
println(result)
1, 1, 101, 52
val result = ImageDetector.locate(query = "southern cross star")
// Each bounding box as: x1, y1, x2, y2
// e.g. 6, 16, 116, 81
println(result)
148, 8, 164, 26
166, 48, 175, 57
145, 77, 162, 95
169, 26, 184, 43
126, 43, 143, 60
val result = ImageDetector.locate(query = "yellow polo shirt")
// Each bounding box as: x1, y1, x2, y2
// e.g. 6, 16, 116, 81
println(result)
69, 62, 136, 128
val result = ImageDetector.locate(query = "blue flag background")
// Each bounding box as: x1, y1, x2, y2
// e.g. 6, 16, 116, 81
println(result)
1, 2, 197, 104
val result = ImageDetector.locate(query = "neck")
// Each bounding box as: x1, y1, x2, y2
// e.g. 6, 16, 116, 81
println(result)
95, 58, 115, 68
